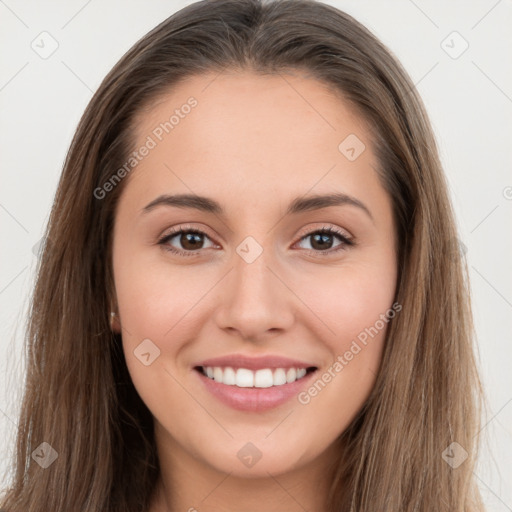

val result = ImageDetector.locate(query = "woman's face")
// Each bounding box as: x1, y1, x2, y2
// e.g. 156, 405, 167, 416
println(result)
111, 70, 397, 478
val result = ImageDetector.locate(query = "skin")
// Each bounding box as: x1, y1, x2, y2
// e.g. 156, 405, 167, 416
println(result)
110, 70, 398, 512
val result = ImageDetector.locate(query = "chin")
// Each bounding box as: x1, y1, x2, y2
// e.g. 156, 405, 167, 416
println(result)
196, 439, 315, 479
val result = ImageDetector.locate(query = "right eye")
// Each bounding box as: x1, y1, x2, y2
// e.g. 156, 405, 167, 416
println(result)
158, 226, 218, 257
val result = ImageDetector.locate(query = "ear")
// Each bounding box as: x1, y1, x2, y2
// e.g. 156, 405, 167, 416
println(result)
110, 310, 122, 334
106, 269, 121, 333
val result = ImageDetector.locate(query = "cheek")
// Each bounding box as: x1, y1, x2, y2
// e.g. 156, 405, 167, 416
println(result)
295, 280, 395, 445
114, 260, 197, 424
294, 256, 396, 409
113, 245, 204, 338
299, 253, 401, 424
298, 257, 397, 350
112, 248, 218, 400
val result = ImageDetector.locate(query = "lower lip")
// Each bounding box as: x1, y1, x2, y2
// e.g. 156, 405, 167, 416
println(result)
195, 368, 317, 412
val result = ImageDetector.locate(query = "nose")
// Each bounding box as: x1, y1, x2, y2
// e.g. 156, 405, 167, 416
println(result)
213, 244, 295, 342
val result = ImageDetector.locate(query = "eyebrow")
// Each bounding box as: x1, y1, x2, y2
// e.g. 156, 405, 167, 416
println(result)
141, 192, 373, 221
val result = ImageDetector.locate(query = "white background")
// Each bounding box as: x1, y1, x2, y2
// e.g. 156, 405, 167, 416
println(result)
1, 0, 511, 508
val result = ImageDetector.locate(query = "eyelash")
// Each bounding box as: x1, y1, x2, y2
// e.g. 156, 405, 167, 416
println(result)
157, 224, 355, 258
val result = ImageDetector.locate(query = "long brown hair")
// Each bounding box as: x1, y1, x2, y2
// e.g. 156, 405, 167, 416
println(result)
1, 0, 487, 510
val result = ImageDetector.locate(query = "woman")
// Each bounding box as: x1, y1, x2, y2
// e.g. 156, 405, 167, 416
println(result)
0, 0, 486, 510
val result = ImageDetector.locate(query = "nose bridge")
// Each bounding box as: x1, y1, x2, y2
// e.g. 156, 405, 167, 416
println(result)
214, 234, 294, 338
231, 236, 278, 306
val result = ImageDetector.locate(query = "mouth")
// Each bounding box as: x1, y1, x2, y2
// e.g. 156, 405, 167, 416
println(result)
194, 365, 317, 388
194, 366, 317, 388
192, 355, 319, 412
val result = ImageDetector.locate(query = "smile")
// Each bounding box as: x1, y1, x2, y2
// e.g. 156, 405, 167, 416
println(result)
197, 366, 315, 388
194, 363, 318, 412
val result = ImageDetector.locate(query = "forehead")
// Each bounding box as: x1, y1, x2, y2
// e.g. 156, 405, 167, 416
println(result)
120, 70, 383, 219
134, 69, 372, 157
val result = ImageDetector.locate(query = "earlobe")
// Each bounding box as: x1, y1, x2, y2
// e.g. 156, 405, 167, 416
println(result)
110, 311, 121, 333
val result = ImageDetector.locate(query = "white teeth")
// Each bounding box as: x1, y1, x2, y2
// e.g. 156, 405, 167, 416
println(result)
286, 368, 297, 383
254, 369, 273, 388
213, 367, 223, 383
273, 368, 287, 386
201, 366, 312, 387
223, 366, 236, 385
236, 368, 254, 388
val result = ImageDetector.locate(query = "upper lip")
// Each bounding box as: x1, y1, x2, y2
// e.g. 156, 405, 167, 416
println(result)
194, 354, 318, 371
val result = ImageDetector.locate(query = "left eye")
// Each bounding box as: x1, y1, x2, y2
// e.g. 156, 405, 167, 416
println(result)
295, 228, 353, 253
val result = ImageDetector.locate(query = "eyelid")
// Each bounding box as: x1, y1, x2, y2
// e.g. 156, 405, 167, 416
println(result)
295, 222, 353, 242
159, 222, 353, 243
158, 223, 219, 243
